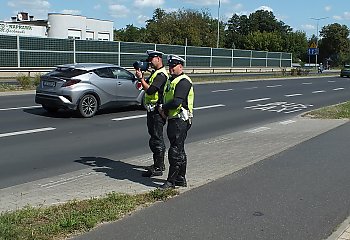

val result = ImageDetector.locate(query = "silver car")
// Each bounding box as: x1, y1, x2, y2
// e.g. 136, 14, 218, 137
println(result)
35, 63, 145, 117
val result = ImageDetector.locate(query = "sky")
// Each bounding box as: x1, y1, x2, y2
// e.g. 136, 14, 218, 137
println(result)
1, 0, 349, 38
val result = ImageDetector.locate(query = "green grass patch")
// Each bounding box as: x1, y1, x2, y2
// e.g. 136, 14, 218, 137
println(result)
0, 189, 178, 240
304, 101, 350, 119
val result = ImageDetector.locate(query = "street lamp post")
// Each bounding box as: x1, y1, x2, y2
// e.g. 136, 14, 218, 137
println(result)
216, 0, 220, 48
310, 17, 329, 70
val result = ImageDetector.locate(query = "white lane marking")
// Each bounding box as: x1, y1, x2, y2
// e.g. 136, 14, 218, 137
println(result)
312, 90, 326, 94
112, 114, 147, 121
244, 87, 258, 90
285, 93, 303, 97
333, 88, 344, 91
211, 88, 233, 93
302, 82, 312, 85
245, 127, 270, 133
112, 104, 226, 121
246, 98, 271, 103
0, 127, 56, 138
194, 104, 225, 110
0, 105, 41, 111
328, 80, 336, 83
266, 85, 282, 88
279, 120, 296, 125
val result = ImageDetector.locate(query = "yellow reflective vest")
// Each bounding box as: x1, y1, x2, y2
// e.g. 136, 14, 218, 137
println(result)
144, 67, 168, 105
163, 74, 194, 118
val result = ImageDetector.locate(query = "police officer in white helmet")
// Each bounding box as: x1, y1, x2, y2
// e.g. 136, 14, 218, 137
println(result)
135, 50, 169, 177
158, 55, 194, 189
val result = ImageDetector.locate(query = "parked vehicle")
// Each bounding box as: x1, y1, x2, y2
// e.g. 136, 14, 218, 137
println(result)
35, 63, 145, 117
340, 64, 350, 78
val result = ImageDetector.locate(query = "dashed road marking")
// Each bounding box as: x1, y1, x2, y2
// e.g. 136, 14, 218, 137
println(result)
112, 114, 147, 121
312, 90, 326, 94
244, 87, 258, 90
333, 88, 344, 91
0, 105, 41, 111
0, 127, 56, 138
211, 88, 233, 93
111, 104, 226, 121
194, 104, 226, 110
302, 82, 312, 85
285, 93, 303, 97
266, 85, 282, 88
246, 98, 271, 103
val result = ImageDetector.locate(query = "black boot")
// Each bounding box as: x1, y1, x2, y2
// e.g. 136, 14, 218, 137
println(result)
142, 165, 163, 177
160, 181, 175, 189
145, 153, 165, 171
160, 165, 179, 189
175, 164, 187, 187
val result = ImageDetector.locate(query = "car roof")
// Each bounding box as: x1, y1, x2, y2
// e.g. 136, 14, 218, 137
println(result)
56, 63, 120, 71
344, 64, 350, 68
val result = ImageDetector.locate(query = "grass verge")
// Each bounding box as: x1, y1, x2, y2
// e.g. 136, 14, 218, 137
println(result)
0, 189, 178, 240
303, 101, 350, 119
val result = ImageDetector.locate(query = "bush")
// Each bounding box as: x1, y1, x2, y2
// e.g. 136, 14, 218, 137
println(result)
290, 68, 298, 76
33, 73, 42, 87
16, 75, 32, 89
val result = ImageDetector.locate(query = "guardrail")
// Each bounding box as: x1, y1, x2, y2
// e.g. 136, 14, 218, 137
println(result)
0, 66, 290, 78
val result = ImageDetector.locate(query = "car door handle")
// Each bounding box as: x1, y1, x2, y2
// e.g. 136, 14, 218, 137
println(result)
117, 82, 122, 85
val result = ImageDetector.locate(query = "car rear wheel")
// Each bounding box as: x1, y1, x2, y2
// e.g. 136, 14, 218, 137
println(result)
78, 94, 98, 118
42, 105, 59, 113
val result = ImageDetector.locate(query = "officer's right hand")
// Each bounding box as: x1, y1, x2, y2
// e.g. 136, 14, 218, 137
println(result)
135, 69, 143, 80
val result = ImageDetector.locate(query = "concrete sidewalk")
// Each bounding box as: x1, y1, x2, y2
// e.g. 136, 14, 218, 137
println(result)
0, 116, 349, 239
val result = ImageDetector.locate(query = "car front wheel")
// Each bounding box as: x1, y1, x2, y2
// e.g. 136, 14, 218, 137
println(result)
78, 94, 98, 118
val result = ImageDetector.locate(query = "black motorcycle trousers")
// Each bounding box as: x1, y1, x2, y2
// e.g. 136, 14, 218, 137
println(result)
166, 118, 191, 183
147, 110, 166, 166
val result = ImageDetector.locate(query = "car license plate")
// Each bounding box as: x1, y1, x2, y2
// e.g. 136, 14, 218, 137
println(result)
43, 81, 56, 87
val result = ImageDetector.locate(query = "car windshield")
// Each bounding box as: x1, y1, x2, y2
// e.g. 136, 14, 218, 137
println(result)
47, 67, 88, 78
344, 65, 350, 68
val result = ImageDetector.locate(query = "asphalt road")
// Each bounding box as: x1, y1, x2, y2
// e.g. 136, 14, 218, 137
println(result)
73, 120, 350, 240
1, 76, 350, 189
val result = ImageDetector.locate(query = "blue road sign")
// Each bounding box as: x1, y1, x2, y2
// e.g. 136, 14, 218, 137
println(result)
308, 48, 319, 55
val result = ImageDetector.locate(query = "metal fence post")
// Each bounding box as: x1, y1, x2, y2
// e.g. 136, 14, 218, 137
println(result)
280, 52, 282, 68
210, 48, 213, 68
184, 45, 187, 68
17, 36, 20, 67
250, 50, 252, 68
266, 51, 268, 67
118, 41, 121, 66
231, 49, 234, 67
73, 39, 76, 64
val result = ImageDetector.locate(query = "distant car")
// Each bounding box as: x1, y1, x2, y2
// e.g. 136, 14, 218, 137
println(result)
340, 64, 350, 78
35, 63, 145, 117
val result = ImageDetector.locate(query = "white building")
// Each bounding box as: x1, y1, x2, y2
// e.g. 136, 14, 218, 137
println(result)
0, 12, 114, 41
47, 13, 113, 41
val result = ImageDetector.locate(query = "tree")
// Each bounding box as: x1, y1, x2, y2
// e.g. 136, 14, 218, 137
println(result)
143, 8, 222, 47
319, 23, 350, 66
114, 24, 145, 42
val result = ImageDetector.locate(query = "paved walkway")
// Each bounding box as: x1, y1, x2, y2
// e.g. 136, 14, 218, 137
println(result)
0, 115, 349, 239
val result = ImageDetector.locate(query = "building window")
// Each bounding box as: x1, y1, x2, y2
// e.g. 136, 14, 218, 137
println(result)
68, 29, 81, 40
98, 32, 110, 41
86, 31, 94, 40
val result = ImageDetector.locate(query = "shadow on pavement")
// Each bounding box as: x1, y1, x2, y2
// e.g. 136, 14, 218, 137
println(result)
75, 156, 163, 188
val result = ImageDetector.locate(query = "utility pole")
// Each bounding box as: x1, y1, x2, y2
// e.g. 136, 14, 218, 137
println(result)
216, 0, 220, 48
310, 17, 329, 70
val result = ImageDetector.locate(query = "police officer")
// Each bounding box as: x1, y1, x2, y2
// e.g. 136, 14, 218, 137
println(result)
158, 55, 194, 189
135, 50, 168, 177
